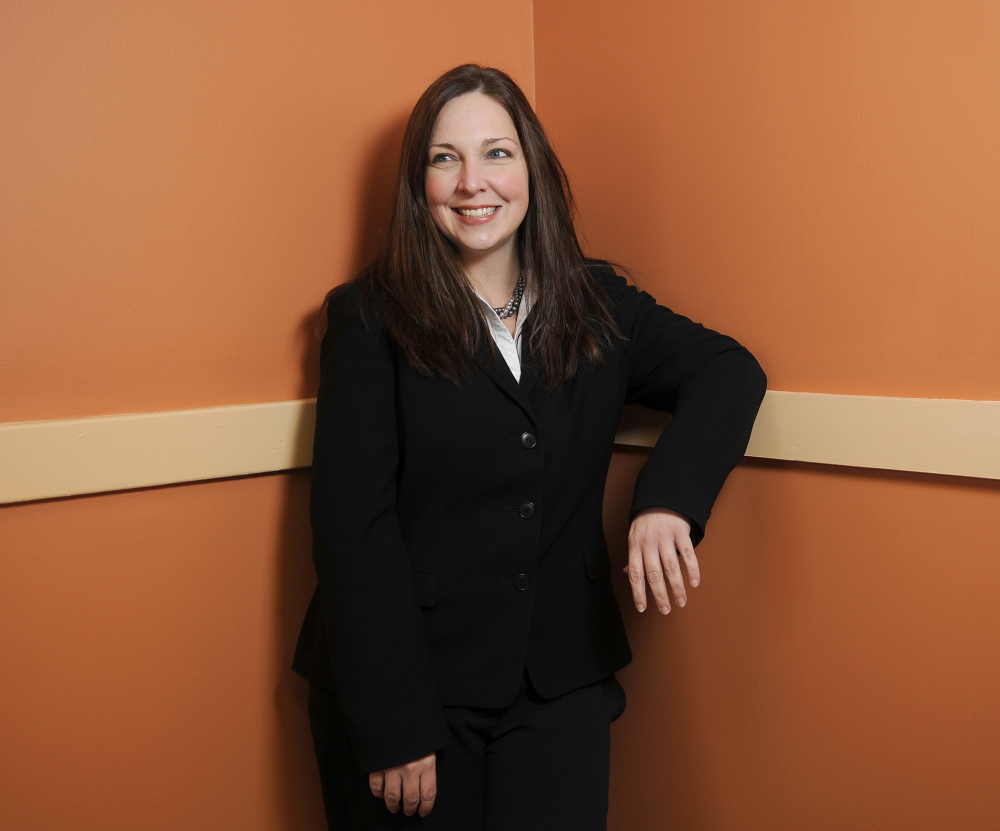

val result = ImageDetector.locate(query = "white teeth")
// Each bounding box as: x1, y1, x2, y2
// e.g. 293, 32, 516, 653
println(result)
457, 206, 497, 218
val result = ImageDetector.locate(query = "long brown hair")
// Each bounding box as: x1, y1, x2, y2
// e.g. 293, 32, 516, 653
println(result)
358, 64, 620, 390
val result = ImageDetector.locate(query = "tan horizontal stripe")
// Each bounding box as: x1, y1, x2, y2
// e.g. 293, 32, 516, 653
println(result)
617, 391, 1000, 479
2, 391, 998, 504
0, 400, 316, 504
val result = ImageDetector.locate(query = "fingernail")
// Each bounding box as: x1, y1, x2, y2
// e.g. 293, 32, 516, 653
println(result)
677, 597, 686, 607
659, 605, 670, 614
691, 579, 699, 587
636, 604, 645, 613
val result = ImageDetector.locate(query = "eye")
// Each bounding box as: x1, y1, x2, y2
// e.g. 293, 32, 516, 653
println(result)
429, 152, 457, 166
486, 148, 512, 160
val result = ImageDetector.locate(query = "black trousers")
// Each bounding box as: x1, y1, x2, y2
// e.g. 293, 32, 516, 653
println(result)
308, 674, 626, 831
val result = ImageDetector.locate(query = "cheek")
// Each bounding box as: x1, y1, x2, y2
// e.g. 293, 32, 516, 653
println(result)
504, 168, 530, 208
424, 178, 451, 234
424, 172, 450, 210
506, 176, 530, 226
424, 181, 444, 231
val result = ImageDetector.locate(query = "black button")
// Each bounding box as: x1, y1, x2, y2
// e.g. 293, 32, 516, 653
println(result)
518, 502, 535, 519
513, 573, 530, 591
520, 431, 537, 449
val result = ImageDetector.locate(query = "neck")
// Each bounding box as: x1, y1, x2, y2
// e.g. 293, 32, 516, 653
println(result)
465, 247, 521, 309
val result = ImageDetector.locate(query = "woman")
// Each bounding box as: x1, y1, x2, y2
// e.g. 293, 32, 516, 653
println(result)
294, 64, 766, 830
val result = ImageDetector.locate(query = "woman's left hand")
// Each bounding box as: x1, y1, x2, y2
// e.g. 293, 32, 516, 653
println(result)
625, 507, 699, 614
369, 753, 437, 817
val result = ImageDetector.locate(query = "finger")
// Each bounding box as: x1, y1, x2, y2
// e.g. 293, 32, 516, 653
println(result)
401, 768, 422, 816
625, 534, 648, 612
678, 541, 700, 588
369, 771, 384, 798
660, 545, 686, 607
383, 772, 402, 814
642, 540, 672, 614
419, 761, 437, 817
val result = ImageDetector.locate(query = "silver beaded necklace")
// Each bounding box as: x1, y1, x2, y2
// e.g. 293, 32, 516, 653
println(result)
492, 271, 526, 319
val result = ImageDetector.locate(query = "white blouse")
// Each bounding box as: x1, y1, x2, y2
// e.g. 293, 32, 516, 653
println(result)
473, 290, 534, 382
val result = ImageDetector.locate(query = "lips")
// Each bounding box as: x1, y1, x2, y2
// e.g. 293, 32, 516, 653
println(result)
454, 206, 498, 218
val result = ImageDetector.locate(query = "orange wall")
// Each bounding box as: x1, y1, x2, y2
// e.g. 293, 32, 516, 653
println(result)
0, 3, 533, 829
533, 1, 1000, 828
534, 0, 1000, 400
5, 1, 1000, 829
604, 457, 1000, 830
0, 1, 534, 423
0, 474, 325, 830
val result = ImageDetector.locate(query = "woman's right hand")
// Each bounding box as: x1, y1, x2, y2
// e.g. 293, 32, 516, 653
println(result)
369, 752, 437, 817
626, 507, 698, 613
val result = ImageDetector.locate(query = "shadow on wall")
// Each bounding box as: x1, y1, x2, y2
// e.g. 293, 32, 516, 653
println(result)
270, 111, 409, 828
271, 470, 327, 830
292, 112, 409, 397
349, 113, 410, 280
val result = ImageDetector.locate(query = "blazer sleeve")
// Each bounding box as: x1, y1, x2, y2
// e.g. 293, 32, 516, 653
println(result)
309, 284, 450, 773
594, 262, 767, 545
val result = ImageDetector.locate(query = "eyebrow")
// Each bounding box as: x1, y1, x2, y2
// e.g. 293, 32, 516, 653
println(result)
428, 137, 518, 150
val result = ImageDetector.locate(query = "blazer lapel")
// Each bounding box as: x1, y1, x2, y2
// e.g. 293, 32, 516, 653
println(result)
517, 309, 540, 398
518, 343, 539, 397
473, 341, 537, 424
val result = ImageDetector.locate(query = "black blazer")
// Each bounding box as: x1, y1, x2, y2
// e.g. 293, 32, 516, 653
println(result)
293, 261, 766, 772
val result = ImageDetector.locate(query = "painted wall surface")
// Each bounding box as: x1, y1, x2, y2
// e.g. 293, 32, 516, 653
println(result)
605, 457, 1000, 830
5, 1, 1000, 829
0, 0, 534, 423
533, 1, 1000, 828
0, 2, 533, 829
534, 0, 1000, 400
0, 474, 324, 830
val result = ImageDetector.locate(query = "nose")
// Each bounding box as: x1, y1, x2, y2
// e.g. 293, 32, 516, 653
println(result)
457, 159, 486, 194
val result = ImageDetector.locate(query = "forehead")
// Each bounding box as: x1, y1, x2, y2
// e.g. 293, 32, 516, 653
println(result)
430, 93, 519, 144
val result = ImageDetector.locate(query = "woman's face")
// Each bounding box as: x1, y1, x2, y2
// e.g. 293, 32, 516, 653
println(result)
424, 93, 530, 269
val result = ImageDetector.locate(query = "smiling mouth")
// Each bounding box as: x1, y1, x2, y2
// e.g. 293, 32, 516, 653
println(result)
454, 206, 498, 218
